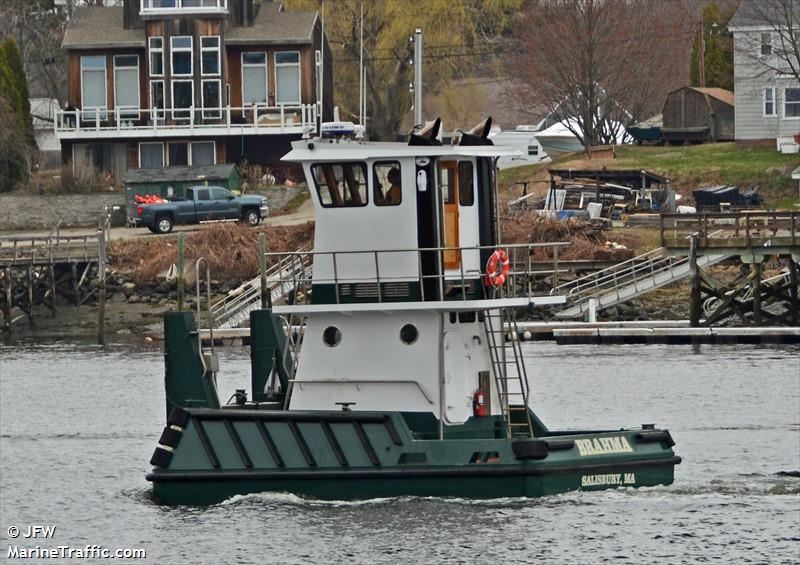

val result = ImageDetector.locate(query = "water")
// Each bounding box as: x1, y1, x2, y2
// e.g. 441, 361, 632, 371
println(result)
1, 339, 798, 564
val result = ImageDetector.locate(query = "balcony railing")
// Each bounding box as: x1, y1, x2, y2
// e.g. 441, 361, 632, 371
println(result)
54, 104, 318, 138
140, 0, 227, 15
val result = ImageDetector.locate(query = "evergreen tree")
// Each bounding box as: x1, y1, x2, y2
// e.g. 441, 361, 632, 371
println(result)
0, 36, 34, 145
690, 2, 735, 91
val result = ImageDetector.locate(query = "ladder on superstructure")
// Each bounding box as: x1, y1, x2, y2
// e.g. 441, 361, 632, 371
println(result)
482, 308, 534, 438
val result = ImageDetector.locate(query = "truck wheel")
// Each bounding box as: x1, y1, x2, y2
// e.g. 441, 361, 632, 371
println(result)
243, 208, 260, 227
155, 215, 174, 234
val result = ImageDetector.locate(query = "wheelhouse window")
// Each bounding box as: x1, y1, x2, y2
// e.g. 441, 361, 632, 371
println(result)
458, 161, 474, 206
275, 51, 301, 104
139, 142, 164, 168
785, 87, 800, 118
201, 36, 220, 76
171, 80, 193, 120
114, 55, 140, 119
764, 87, 776, 116
80, 55, 107, 120
202, 79, 221, 118
149, 37, 164, 76
374, 161, 402, 206
311, 162, 368, 207
170, 36, 193, 76
242, 52, 267, 106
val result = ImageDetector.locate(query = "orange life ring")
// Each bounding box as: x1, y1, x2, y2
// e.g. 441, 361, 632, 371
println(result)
485, 249, 510, 287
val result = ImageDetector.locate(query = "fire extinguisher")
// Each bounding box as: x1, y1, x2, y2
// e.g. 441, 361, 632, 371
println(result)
473, 389, 487, 417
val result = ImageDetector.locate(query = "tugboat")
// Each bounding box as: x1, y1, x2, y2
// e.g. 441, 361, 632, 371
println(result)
146, 118, 680, 505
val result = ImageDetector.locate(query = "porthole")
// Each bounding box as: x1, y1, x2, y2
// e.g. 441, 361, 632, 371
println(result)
400, 323, 418, 345
323, 326, 342, 347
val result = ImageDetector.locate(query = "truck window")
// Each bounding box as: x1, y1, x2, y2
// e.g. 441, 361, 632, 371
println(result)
374, 161, 402, 206
311, 162, 367, 208
185, 188, 194, 200
197, 188, 210, 201
210, 187, 229, 200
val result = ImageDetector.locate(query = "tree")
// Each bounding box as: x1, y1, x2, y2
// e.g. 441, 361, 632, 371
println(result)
283, 0, 522, 140
0, 1, 69, 104
0, 37, 34, 145
732, 0, 800, 83
507, 0, 695, 153
690, 1, 735, 90
0, 95, 30, 193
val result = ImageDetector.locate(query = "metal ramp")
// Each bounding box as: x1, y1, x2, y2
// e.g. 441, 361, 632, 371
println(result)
553, 247, 732, 319
482, 309, 534, 438
211, 248, 312, 329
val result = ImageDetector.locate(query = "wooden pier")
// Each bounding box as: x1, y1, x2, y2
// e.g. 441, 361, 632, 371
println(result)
0, 226, 107, 336
660, 211, 799, 328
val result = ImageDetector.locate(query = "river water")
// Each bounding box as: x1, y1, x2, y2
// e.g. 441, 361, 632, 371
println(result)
1, 339, 798, 564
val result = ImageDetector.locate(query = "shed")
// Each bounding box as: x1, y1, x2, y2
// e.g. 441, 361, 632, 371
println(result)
124, 164, 242, 203
661, 87, 735, 144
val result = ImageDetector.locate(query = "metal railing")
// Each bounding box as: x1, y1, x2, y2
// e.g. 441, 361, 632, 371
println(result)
263, 242, 572, 306
210, 247, 312, 328
55, 104, 318, 137
660, 211, 800, 248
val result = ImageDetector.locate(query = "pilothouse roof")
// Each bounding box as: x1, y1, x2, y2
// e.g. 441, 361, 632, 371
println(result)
283, 139, 521, 163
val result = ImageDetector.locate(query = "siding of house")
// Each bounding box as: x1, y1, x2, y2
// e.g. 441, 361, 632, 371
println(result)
733, 30, 800, 140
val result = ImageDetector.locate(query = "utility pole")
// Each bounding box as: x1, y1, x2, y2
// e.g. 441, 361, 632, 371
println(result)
698, 17, 705, 87
414, 27, 423, 128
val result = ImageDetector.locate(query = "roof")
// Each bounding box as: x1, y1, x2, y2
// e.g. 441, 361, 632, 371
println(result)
691, 87, 735, 106
227, 3, 318, 45
283, 139, 521, 163
548, 169, 670, 186
62, 7, 144, 50
124, 164, 237, 184
729, 0, 800, 28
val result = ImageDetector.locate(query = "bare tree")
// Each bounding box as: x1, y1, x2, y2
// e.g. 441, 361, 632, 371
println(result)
0, 1, 69, 105
732, 0, 800, 82
507, 0, 695, 153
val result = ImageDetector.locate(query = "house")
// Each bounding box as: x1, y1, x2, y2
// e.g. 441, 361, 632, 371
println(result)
729, 1, 800, 151
55, 0, 333, 182
661, 86, 735, 144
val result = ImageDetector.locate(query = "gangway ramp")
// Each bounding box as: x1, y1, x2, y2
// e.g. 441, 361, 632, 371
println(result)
553, 247, 731, 319
211, 248, 311, 329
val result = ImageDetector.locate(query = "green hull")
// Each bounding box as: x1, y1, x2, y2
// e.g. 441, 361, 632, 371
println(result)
146, 407, 679, 506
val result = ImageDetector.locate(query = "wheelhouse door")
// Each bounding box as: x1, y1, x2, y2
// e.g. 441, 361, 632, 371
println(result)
438, 161, 460, 269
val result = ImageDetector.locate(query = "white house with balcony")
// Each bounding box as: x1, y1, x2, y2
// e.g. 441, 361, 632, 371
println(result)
729, 0, 800, 152
56, 0, 333, 181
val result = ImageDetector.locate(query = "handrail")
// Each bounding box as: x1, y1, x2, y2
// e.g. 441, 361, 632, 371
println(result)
660, 211, 800, 247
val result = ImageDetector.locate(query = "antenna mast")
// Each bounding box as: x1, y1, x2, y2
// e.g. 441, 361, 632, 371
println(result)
414, 28, 423, 128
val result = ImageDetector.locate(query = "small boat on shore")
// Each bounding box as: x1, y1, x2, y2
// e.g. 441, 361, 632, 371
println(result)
146, 118, 680, 505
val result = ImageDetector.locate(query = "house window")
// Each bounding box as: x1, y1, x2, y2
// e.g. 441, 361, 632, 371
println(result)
785, 87, 800, 118
275, 51, 300, 104
171, 80, 193, 120
114, 55, 140, 119
149, 37, 164, 76
170, 36, 193, 76
150, 80, 165, 120
80, 55, 107, 120
311, 162, 368, 207
191, 141, 215, 165
242, 52, 267, 105
764, 87, 776, 116
201, 36, 220, 76
168, 142, 189, 166
166, 141, 215, 166
202, 79, 221, 118
139, 142, 164, 168
760, 33, 772, 56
